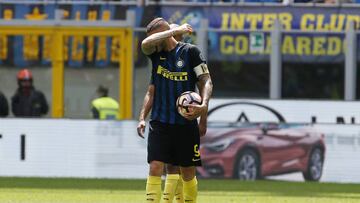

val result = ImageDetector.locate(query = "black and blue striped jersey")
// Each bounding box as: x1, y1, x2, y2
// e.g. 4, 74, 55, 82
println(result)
148, 42, 207, 125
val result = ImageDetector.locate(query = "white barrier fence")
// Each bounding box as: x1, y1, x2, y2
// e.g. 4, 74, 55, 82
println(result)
0, 119, 147, 178
0, 119, 359, 183
1, 99, 360, 182
208, 99, 360, 124
208, 99, 360, 182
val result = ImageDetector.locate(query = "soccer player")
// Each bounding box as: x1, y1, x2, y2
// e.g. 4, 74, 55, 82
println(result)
164, 23, 187, 203
137, 18, 213, 203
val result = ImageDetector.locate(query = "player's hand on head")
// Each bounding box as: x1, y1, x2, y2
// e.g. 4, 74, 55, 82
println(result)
137, 120, 146, 139
173, 23, 193, 36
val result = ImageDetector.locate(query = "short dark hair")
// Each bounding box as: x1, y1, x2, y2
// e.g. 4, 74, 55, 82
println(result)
146, 17, 168, 34
97, 85, 109, 97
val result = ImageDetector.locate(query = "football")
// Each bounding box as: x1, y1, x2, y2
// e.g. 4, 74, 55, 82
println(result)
176, 91, 202, 120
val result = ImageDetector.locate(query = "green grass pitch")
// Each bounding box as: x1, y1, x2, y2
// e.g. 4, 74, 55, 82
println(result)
0, 177, 359, 203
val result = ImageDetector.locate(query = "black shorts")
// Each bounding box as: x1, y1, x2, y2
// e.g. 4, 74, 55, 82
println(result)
147, 120, 202, 167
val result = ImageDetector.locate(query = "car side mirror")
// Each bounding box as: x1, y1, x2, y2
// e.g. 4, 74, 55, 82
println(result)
260, 125, 268, 135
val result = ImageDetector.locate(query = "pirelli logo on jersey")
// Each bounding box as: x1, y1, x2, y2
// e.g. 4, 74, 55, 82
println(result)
157, 65, 188, 81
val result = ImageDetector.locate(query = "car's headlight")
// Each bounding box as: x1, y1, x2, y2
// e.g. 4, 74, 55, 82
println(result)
203, 138, 235, 152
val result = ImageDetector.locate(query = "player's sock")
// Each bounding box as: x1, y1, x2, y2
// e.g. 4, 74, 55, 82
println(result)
182, 176, 198, 203
162, 174, 180, 203
146, 176, 162, 203
174, 176, 184, 203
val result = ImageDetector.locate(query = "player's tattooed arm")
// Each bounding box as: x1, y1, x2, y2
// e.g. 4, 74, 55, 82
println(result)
137, 85, 155, 138
141, 24, 193, 55
197, 73, 213, 137
197, 74, 213, 109
141, 30, 174, 55
185, 73, 212, 120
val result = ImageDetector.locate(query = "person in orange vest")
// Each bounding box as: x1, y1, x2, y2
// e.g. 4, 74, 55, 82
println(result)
91, 85, 119, 120
11, 69, 48, 117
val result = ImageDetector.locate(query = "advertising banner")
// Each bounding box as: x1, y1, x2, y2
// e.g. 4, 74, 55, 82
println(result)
161, 6, 360, 63
161, 6, 360, 30
0, 119, 147, 178
208, 99, 360, 124
207, 32, 346, 63
200, 99, 360, 182
1, 107, 360, 183
201, 121, 360, 183
0, 4, 359, 65
0, 3, 142, 67
0, 4, 358, 65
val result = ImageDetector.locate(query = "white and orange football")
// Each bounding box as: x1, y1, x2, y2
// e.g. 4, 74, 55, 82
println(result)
176, 91, 202, 120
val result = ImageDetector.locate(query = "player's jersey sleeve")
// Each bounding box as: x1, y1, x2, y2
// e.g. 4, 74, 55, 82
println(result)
189, 46, 209, 78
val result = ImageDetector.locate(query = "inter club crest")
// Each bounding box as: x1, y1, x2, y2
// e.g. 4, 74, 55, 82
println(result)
176, 59, 185, 69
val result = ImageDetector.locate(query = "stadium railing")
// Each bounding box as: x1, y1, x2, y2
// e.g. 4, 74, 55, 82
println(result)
0, 0, 359, 118
0, 9, 135, 118
1, 0, 360, 5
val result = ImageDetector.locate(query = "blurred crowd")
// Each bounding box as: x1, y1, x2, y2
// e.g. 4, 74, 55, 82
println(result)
101, 0, 357, 4
24, 0, 360, 4
174, 0, 355, 3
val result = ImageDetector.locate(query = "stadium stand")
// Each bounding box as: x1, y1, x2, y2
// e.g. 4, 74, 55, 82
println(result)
2, 0, 358, 4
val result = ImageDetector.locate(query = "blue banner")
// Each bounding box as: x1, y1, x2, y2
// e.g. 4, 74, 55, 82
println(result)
0, 4, 359, 65
162, 6, 360, 30
161, 6, 360, 63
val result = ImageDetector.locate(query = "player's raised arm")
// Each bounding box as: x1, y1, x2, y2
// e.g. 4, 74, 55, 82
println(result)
137, 85, 155, 138
141, 19, 193, 55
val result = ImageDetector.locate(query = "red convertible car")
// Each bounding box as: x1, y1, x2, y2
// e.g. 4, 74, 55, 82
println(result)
198, 102, 325, 181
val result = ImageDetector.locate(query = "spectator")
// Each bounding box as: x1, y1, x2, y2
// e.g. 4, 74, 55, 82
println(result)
0, 91, 9, 117
91, 85, 119, 120
11, 69, 49, 117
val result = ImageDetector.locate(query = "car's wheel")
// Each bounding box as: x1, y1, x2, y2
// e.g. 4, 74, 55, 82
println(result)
234, 149, 260, 181
303, 148, 324, 181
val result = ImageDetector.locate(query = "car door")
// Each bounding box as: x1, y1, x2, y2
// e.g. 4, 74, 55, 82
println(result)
257, 124, 303, 175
